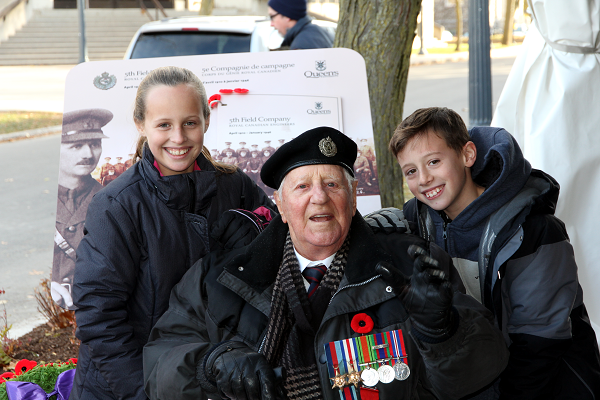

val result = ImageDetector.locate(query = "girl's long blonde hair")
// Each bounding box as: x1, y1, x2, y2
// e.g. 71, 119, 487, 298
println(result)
133, 66, 236, 173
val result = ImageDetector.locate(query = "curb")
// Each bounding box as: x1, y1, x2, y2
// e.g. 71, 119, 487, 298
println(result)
410, 44, 522, 66
0, 125, 62, 143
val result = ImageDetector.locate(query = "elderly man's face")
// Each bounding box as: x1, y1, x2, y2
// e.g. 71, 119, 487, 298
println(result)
275, 164, 357, 260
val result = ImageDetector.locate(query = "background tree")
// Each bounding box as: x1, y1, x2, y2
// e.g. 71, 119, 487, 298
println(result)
455, 0, 463, 51
199, 0, 214, 15
502, 0, 516, 45
335, 0, 421, 207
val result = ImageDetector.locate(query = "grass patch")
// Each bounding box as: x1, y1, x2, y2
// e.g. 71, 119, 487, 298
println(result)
0, 111, 63, 134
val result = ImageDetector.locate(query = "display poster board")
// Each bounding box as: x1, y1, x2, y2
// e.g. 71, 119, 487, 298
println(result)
53, 48, 380, 309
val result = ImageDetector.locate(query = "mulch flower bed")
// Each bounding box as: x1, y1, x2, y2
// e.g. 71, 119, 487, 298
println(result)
0, 324, 79, 374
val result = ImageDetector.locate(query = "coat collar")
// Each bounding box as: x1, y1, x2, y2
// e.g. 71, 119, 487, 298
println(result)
282, 16, 311, 46
139, 144, 217, 213
222, 212, 394, 292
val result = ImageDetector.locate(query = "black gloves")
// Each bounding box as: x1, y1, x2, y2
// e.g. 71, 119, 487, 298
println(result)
376, 244, 456, 343
200, 341, 281, 400
364, 207, 414, 234
211, 207, 273, 250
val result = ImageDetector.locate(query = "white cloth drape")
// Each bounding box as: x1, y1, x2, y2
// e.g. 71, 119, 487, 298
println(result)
492, 0, 600, 340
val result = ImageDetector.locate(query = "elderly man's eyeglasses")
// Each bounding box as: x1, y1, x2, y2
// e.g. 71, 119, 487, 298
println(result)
269, 12, 279, 20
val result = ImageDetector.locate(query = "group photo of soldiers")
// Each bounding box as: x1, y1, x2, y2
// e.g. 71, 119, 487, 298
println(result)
95, 153, 136, 186
353, 138, 380, 195
212, 139, 287, 197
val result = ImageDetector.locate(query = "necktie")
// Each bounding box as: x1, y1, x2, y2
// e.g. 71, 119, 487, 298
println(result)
302, 264, 327, 298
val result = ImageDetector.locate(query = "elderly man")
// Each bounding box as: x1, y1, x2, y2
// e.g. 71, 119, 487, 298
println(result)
143, 127, 508, 400
52, 108, 112, 309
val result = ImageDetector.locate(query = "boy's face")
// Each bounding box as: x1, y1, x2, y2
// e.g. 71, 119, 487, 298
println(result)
397, 131, 478, 220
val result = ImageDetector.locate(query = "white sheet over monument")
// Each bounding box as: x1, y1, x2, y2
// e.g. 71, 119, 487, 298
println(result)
492, 0, 600, 339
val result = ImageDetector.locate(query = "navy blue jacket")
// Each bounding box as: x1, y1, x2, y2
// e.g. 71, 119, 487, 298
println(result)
70, 146, 273, 400
281, 16, 333, 50
404, 127, 600, 398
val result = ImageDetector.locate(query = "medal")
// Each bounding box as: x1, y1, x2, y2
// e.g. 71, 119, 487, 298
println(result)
330, 368, 347, 391
360, 366, 379, 387
393, 361, 410, 381
346, 361, 362, 388
377, 364, 395, 384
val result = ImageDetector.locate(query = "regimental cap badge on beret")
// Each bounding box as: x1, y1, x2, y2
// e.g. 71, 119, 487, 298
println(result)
261, 126, 358, 189
318, 136, 337, 157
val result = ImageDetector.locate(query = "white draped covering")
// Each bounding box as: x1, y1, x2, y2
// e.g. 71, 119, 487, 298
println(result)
492, 0, 600, 340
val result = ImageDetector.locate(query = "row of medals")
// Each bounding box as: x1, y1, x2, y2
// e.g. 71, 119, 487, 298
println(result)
331, 357, 410, 390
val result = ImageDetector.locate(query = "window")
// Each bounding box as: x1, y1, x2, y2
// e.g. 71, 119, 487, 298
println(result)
130, 31, 252, 59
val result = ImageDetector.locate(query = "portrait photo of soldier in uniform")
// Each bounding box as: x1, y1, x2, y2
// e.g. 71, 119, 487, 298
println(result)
52, 108, 113, 309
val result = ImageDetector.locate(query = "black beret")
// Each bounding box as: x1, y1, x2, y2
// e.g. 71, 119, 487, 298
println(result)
261, 126, 357, 189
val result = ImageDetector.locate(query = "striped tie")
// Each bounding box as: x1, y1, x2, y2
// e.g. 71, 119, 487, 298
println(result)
302, 264, 327, 298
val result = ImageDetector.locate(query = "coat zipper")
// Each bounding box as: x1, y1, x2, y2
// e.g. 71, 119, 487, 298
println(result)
328, 275, 381, 305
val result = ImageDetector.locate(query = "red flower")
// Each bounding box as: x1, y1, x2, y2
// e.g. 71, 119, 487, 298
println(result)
0, 372, 15, 383
219, 89, 233, 94
351, 313, 374, 334
15, 359, 37, 376
233, 88, 249, 93
68, 358, 78, 365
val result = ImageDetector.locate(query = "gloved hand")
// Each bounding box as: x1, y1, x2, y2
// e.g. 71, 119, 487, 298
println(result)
364, 207, 413, 234
376, 244, 455, 342
50, 281, 74, 308
211, 207, 273, 250
202, 341, 280, 400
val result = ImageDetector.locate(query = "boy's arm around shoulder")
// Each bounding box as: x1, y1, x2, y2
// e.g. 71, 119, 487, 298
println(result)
143, 253, 231, 400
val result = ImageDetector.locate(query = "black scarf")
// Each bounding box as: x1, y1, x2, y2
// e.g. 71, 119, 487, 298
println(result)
261, 233, 349, 399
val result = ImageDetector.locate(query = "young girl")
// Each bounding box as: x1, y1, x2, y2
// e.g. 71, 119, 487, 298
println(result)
70, 66, 273, 400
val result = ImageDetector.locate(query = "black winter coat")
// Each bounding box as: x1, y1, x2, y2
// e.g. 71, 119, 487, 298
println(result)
70, 147, 273, 400
143, 214, 509, 400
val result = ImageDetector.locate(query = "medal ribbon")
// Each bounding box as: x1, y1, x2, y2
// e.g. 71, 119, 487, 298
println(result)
324, 340, 359, 400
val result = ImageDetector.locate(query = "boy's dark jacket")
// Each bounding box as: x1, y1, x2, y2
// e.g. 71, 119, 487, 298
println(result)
404, 126, 600, 398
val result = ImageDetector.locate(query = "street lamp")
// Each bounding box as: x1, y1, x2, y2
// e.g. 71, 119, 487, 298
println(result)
468, 0, 492, 127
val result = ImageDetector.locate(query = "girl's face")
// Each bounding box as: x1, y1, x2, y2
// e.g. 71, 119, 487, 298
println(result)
136, 84, 209, 176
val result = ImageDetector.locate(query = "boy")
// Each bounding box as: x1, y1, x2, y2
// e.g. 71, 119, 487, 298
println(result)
388, 107, 600, 398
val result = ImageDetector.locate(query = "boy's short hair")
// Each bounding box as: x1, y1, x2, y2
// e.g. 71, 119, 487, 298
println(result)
389, 107, 470, 157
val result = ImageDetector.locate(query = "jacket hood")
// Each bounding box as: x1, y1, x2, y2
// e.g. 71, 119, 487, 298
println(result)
139, 145, 218, 213
448, 127, 532, 229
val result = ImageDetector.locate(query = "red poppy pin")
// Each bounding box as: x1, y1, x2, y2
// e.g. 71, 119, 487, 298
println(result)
351, 313, 374, 334
0, 371, 15, 383
15, 359, 38, 376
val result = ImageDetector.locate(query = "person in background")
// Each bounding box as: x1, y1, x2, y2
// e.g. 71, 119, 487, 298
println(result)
114, 156, 126, 177
143, 126, 508, 400
237, 141, 250, 156
353, 148, 372, 187
389, 107, 600, 398
70, 66, 274, 400
52, 108, 111, 310
221, 150, 238, 166
237, 149, 250, 169
98, 156, 112, 184
268, 0, 333, 50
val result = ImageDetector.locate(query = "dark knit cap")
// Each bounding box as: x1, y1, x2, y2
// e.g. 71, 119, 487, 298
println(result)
261, 126, 357, 189
268, 0, 307, 20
